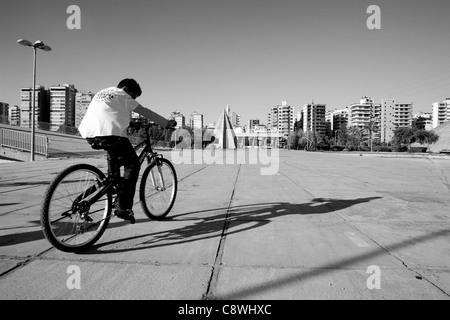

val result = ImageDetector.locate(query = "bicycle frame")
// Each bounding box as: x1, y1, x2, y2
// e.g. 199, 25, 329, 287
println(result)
133, 126, 171, 190
74, 126, 170, 214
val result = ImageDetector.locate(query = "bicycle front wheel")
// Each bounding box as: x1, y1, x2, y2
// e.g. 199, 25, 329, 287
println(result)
140, 157, 177, 220
40, 164, 112, 252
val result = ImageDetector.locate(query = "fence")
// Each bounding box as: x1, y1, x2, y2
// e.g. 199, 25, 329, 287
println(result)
0, 128, 49, 156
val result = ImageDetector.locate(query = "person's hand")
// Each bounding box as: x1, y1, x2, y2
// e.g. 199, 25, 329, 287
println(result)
167, 120, 177, 128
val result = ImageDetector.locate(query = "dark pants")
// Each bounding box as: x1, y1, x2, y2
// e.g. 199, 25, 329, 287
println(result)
87, 136, 140, 210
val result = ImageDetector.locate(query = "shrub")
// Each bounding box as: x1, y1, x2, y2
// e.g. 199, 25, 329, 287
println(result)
408, 147, 427, 153
373, 146, 392, 152
392, 145, 408, 152
331, 145, 346, 151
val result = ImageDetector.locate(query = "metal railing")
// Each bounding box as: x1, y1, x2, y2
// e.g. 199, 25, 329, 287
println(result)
0, 128, 49, 156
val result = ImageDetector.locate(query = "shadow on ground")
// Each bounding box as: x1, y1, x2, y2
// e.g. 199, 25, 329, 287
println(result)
81, 196, 382, 254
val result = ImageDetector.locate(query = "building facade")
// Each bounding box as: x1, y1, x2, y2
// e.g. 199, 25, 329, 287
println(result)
302, 101, 326, 136
327, 108, 349, 132
9, 105, 21, 126
247, 119, 260, 133
49, 84, 77, 131
75, 91, 95, 128
20, 86, 50, 129
190, 111, 204, 129
432, 98, 450, 128
380, 99, 413, 143
413, 112, 433, 131
0, 102, 9, 124
348, 97, 381, 143
267, 100, 295, 136
170, 111, 185, 129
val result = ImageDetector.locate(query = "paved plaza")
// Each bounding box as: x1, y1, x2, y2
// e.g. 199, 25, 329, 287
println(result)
0, 149, 449, 300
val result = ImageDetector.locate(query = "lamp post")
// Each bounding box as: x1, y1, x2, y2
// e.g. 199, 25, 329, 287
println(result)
17, 39, 52, 161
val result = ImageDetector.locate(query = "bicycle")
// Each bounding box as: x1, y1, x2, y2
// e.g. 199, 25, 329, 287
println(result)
40, 122, 178, 253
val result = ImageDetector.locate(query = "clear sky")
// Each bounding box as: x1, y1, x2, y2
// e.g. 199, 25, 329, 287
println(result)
1, 0, 450, 125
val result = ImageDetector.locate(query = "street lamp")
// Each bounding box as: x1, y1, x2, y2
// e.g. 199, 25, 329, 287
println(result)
17, 39, 52, 161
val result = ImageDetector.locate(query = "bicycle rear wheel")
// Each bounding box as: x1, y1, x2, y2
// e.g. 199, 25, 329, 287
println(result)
140, 157, 177, 220
41, 164, 112, 252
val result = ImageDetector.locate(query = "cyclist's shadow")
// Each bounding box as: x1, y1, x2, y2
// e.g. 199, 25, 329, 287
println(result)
83, 196, 381, 254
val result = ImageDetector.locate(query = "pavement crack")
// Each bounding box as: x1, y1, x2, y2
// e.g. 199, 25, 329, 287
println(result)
203, 163, 241, 300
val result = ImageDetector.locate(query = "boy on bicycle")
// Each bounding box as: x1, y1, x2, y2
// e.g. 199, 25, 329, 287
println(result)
78, 78, 176, 224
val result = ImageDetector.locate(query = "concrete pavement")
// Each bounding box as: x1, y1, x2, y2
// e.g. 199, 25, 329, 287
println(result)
0, 149, 449, 300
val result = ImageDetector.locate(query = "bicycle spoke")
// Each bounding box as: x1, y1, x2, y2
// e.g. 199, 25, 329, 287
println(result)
41, 164, 112, 252
140, 158, 177, 220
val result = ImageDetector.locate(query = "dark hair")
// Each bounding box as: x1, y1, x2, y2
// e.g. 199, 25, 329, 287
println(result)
117, 78, 142, 97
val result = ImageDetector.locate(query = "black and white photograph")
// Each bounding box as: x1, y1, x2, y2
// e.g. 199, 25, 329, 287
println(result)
0, 0, 449, 305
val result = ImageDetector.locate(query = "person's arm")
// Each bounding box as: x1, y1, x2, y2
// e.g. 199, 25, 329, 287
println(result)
133, 104, 169, 128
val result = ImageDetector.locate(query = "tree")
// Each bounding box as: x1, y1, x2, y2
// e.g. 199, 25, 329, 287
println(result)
392, 127, 413, 151
334, 124, 348, 147
347, 126, 365, 151
287, 129, 304, 150
413, 130, 439, 152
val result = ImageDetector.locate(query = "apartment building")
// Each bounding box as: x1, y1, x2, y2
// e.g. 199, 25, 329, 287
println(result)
302, 101, 326, 135
49, 84, 77, 131
413, 112, 433, 131
432, 98, 450, 128
20, 86, 50, 129
190, 111, 203, 129
75, 91, 95, 127
347, 97, 381, 143
380, 99, 413, 143
348, 97, 381, 129
248, 119, 260, 133
268, 100, 295, 136
0, 102, 9, 124
327, 108, 349, 131
9, 105, 21, 126
170, 111, 185, 129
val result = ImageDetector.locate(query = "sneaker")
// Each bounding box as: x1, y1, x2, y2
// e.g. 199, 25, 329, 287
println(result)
114, 208, 136, 224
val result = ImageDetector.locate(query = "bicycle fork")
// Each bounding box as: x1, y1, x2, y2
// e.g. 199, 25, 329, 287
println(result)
149, 161, 166, 191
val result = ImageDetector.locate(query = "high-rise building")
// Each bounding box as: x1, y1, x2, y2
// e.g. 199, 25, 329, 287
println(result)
9, 106, 20, 126
9, 105, 21, 126
75, 91, 95, 127
432, 98, 450, 128
0, 102, 9, 124
327, 108, 349, 131
348, 97, 380, 129
190, 111, 203, 129
248, 119, 260, 133
268, 100, 295, 136
380, 99, 413, 143
170, 111, 185, 128
49, 84, 77, 131
348, 97, 381, 143
20, 86, 49, 129
413, 112, 433, 131
302, 101, 326, 135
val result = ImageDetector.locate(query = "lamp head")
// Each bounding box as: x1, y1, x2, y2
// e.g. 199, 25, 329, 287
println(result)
34, 40, 44, 48
17, 39, 33, 47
